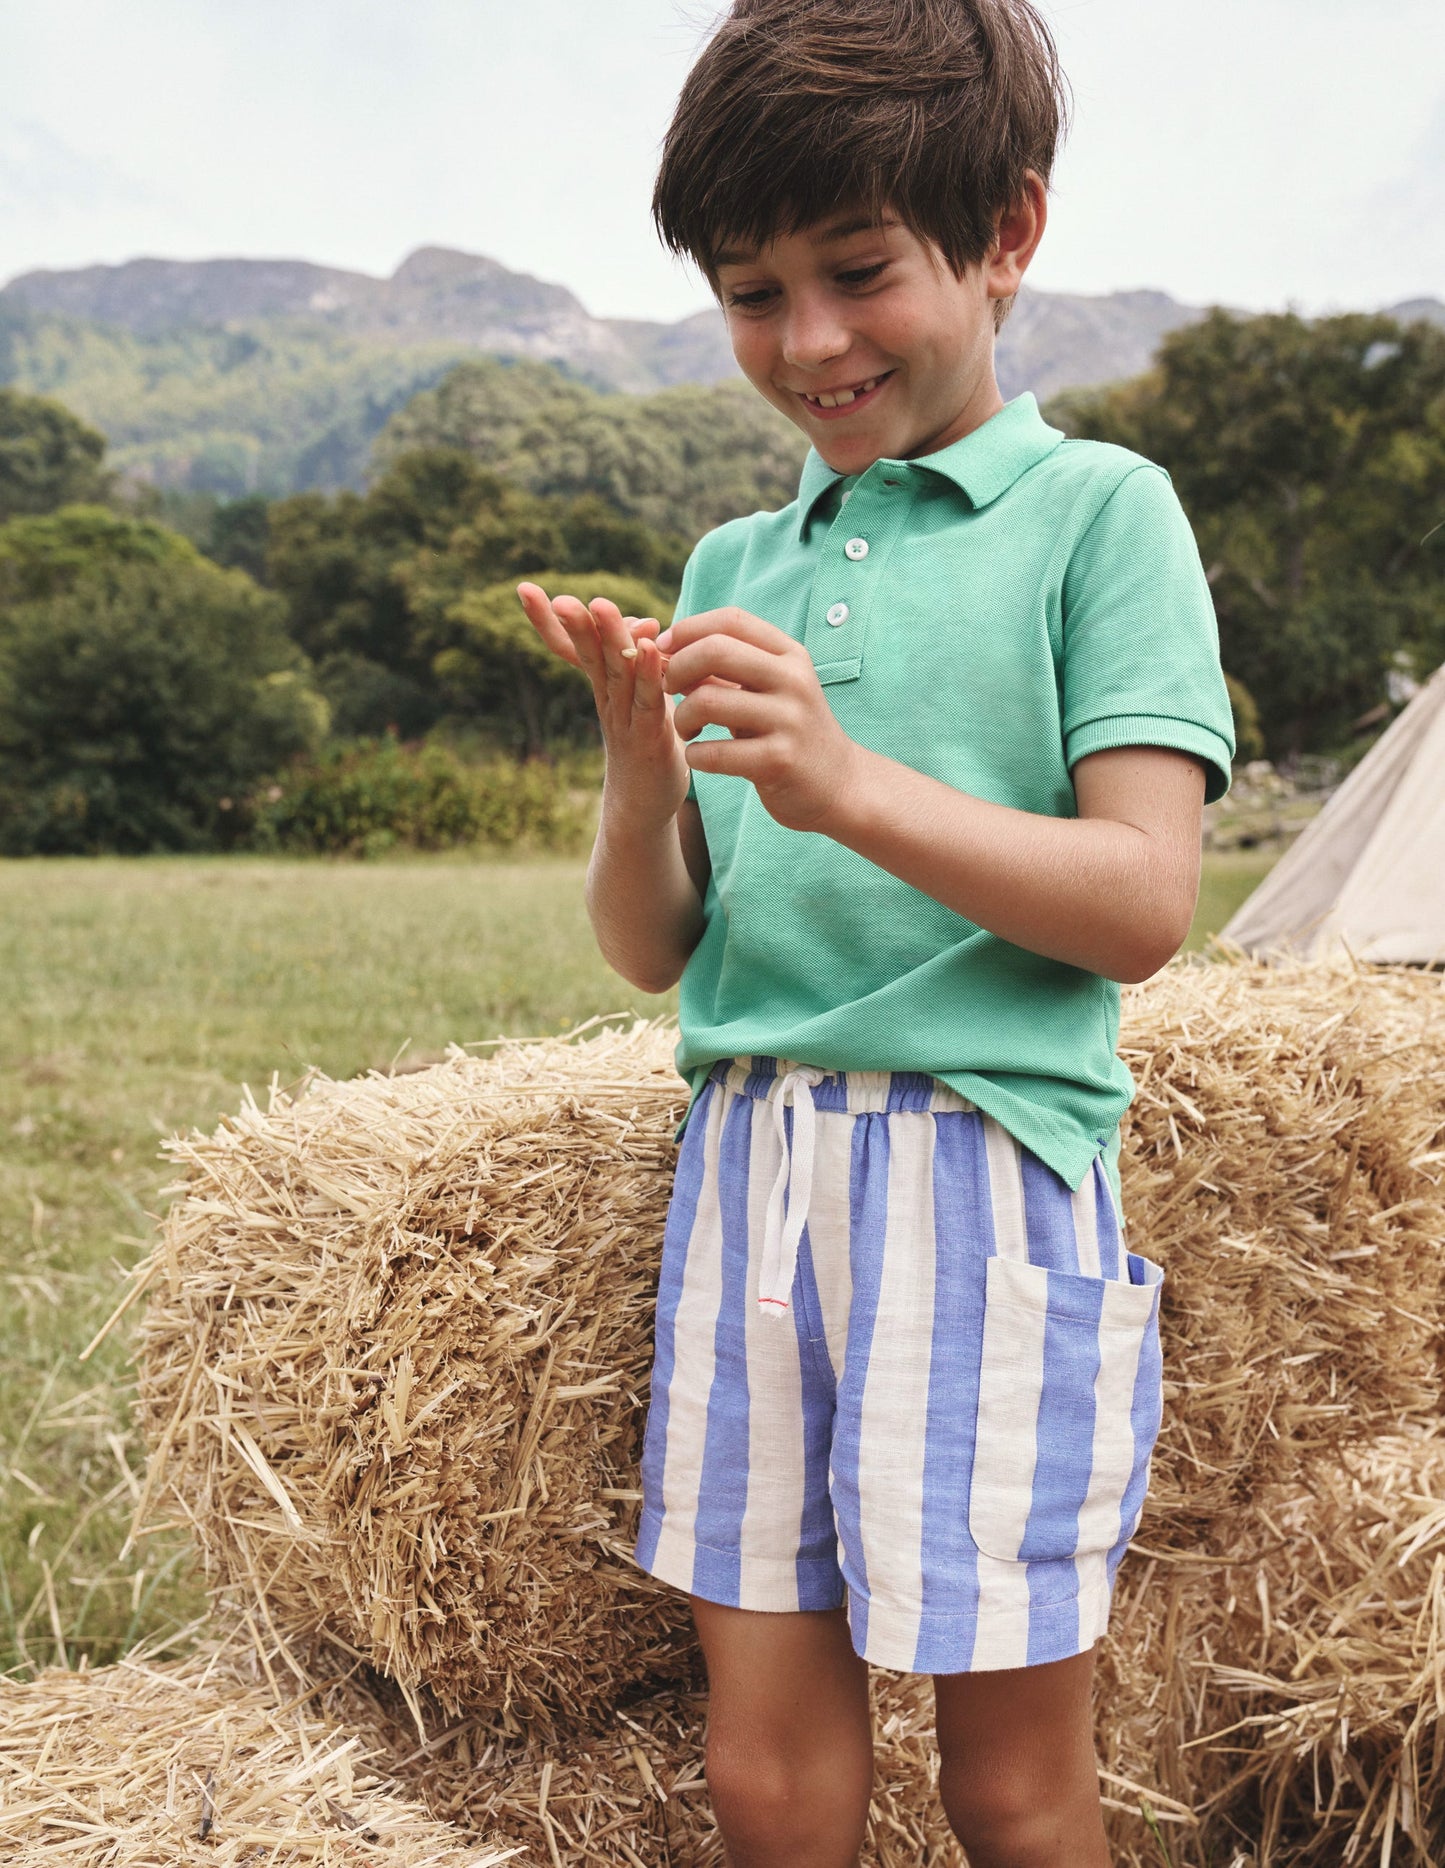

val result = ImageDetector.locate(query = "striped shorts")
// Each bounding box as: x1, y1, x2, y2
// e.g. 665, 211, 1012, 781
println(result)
634, 1058, 1165, 1675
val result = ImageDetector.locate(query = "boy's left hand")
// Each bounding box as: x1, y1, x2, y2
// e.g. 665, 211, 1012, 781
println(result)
655, 607, 859, 832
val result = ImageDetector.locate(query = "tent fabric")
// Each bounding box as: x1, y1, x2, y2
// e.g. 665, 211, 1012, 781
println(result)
1222, 664, 1445, 965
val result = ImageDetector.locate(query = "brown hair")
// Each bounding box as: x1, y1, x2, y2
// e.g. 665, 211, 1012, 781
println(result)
654, 0, 1066, 309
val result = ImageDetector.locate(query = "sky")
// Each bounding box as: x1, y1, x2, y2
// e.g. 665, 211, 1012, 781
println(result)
0, 0, 1441, 323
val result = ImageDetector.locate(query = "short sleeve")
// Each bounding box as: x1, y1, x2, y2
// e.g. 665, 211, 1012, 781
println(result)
1062, 465, 1235, 804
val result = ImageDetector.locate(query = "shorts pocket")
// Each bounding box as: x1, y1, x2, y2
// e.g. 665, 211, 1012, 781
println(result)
968, 1252, 1164, 1565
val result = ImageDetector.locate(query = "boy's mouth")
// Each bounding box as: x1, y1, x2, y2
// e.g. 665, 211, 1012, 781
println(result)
797, 371, 893, 417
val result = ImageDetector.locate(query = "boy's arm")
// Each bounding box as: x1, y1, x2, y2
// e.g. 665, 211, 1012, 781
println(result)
818, 742, 1204, 984
586, 792, 708, 995
657, 606, 1203, 985
517, 584, 707, 995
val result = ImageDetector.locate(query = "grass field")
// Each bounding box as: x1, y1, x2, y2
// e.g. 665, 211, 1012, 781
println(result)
0, 848, 1277, 1680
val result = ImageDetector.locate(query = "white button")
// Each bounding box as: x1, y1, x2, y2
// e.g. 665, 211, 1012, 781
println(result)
845, 537, 869, 560
825, 602, 850, 628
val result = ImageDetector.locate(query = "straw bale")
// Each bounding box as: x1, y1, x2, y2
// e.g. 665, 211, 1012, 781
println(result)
1096, 1428, 1445, 1866
312, 1430, 1445, 1868
1119, 955, 1445, 1536
0, 1643, 510, 1866
132, 1020, 696, 1725
129, 958, 1445, 1813
308, 1665, 964, 1868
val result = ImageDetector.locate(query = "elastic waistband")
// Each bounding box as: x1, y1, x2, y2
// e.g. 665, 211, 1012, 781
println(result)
707, 1056, 977, 1117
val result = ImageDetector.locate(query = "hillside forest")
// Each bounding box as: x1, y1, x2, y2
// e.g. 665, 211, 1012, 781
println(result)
0, 305, 1442, 856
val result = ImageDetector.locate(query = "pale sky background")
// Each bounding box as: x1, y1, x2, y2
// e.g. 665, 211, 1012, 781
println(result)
0, 0, 1441, 323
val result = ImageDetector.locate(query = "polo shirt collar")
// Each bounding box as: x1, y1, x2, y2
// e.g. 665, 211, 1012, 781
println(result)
795, 391, 1064, 539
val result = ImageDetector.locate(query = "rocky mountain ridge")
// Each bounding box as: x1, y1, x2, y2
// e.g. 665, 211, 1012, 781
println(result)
6, 245, 1441, 403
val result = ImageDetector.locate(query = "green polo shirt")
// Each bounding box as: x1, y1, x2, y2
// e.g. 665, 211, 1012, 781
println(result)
673, 392, 1234, 1197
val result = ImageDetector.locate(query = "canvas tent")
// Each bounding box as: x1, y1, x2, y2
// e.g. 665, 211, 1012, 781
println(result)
1223, 662, 1445, 965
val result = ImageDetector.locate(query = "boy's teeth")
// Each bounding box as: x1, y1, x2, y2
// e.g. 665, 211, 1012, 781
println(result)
810, 378, 879, 409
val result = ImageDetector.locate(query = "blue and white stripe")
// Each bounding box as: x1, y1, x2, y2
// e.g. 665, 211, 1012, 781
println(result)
635, 1058, 1164, 1674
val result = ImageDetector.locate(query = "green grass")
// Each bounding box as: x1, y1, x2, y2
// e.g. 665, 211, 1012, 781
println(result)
0, 848, 1274, 1678
1186, 849, 1279, 953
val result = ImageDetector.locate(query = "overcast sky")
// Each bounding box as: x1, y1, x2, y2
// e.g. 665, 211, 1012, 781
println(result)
1, 0, 1441, 322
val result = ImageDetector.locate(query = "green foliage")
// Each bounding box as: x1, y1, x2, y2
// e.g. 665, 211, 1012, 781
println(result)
266, 447, 686, 743
0, 385, 111, 520
1050, 309, 1445, 755
1, 305, 471, 494
1224, 673, 1265, 764
0, 546, 325, 854
205, 494, 272, 582
0, 503, 197, 604
434, 571, 674, 756
252, 735, 585, 856
374, 357, 807, 540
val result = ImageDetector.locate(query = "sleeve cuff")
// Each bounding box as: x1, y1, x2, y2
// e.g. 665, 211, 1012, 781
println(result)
1066, 713, 1234, 804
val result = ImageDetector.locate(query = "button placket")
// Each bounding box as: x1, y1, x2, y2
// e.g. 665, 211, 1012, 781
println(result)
804, 467, 910, 683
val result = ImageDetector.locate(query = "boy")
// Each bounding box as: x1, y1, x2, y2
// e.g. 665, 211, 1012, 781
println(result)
518, 2, 1233, 1862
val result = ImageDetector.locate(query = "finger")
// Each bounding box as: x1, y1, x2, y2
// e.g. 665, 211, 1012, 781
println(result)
587, 596, 640, 695
588, 596, 637, 662
631, 636, 673, 715
686, 735, 770, 780
619, 616, 662, 662
664, 633, 789, 696
672, 684, 774, 742
548, 593, 607, 680
516, 582, 584, 668
655, 606, 792, 657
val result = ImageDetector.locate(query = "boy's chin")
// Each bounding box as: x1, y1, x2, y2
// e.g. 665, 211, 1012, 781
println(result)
809, 428, 899, 474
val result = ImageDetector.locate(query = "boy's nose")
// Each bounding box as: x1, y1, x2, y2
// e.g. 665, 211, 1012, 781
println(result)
779, 304, 852, 372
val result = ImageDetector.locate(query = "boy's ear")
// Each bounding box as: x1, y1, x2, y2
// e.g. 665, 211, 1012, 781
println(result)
986, 170, 1048, 304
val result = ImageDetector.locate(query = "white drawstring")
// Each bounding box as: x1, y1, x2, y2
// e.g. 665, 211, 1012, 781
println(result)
758, 1065, 827, 1318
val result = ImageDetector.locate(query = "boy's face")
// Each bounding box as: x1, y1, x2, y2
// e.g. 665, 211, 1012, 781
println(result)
713, 203, 1036, 474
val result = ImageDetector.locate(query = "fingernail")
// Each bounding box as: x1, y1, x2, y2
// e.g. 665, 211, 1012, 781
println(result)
655, 629, 673, 650
620, 645, 638, 660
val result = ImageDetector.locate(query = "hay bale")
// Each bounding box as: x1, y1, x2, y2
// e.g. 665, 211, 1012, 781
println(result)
308, 1667, 964, 1868
1098, 1428, 1445, 1867
131, 1020, 694, 1725
129, 958, 1445, 1774
312, 1431, 1444, 1868
1120, 956, 1445, 1535
0, 1643, 508, 1865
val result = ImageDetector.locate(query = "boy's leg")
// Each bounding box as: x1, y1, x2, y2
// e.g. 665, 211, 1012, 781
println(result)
692, 1597, 874, 1868
933, 1648, 1109, 1868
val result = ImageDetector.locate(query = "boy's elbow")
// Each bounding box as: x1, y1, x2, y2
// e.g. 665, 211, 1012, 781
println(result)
626, 960, 686, 996
1109, 902, 1195, 984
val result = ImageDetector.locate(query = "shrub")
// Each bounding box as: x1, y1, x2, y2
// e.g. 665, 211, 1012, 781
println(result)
250, 736, 586, 857
0, 557, 326, 855
1225, 672, 1266, 764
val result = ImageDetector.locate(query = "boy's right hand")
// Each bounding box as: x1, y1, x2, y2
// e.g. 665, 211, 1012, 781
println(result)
516, 583, 692, 825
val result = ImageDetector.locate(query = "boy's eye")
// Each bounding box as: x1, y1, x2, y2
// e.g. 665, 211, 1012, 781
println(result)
724, 287, 776, 310
837, 262, 888, 289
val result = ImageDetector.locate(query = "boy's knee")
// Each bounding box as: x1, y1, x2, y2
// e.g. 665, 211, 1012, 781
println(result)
939, 1756, 1094, 1862
705, 1725, 869, 1863
706, 1727, 806, 1827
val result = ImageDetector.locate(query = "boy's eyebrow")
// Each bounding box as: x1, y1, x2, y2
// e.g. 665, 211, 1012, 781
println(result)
713, 215, 900, 270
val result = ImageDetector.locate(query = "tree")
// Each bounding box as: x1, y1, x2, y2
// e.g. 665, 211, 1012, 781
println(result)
372, 358, 807, 541
1050, 310, 1445, 756
0, 553, 325, 853
0, 503, 198, 605
266, 448, 688, 741
433, 571, 674, 756
0, 387, 111, 521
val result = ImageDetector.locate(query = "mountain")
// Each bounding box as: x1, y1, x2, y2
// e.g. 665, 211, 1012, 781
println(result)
2, 245, 1223, 401
0, 247, 723, 396
4, 247, 1437, 499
